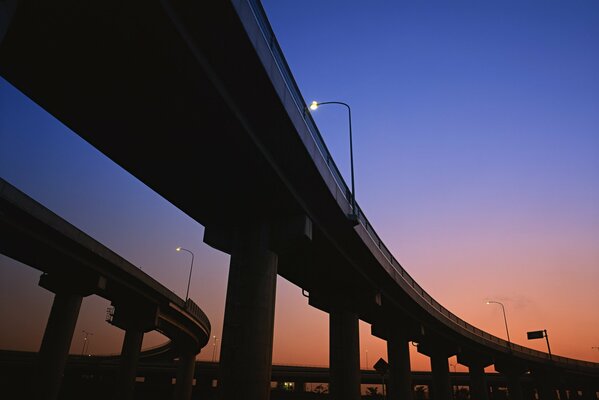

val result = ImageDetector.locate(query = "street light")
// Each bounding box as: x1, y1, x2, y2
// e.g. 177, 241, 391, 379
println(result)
309, 100, 357, 222
176, 247, 194, 301
211, 335, 219, 362
81, 330, 93, 356
486, 300, 512, 346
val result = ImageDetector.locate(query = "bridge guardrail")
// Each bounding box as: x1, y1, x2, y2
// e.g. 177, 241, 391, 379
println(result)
244, 0, 598, 371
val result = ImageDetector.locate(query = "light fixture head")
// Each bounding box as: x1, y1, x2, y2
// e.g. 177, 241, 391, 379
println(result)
176, 247, 182, 251
309, 100, 319, 110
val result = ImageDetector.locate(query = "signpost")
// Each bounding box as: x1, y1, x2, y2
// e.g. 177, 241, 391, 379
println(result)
373, 358, 389, 399
527, 329, 552, 360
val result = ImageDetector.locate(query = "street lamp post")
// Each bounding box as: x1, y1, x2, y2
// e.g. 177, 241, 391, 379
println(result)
211, 335, 219, 362
486, 300, 512, 346
81, 330, 93, 356
176, 247, 194, 301
309, 100, 357, 221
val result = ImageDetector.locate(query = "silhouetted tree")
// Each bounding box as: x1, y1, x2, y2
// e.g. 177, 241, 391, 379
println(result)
312, 384, 328, 394
366, 386, 380, 396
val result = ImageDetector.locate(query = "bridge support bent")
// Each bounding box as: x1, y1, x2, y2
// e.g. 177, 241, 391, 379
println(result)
330, 307, 361, 400
387, 326, 413, 400
495, 360, 526, 400
173, 350, 196, 400
458, 352, 492, 400
115, 328, 144, 400
218, 223, 278, 400
418, 341, 456, 400
33, 288, 83, 400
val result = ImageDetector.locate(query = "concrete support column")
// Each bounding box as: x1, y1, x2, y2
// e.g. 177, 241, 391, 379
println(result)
115, 328, 144, 400
294, 380, 306, 393
417, 341, 456, 400
387, 326, 412, 400
33, 290, 83, 400
469, 362, 490, 400
218, 223, 278, 400
532, 369, 558, 400
457, 352, 492, 400
494, 360, 527, 400
329, 307, 361, 400
505, 371, 525, 400
581, 384, 597, 400
430, 352, 452, 400
173, 351, 196, 400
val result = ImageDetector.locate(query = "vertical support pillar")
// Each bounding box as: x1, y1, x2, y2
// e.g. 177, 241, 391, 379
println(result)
387, 326, 413, 400
430, 352, 452, 400
457, 352, 492, 400
505, 371, 525, 400
495, 360, 527, 400
218, 223, 278, 400
329, 307, 361, 400
173, 350, 196, 400
294, 380, 306, 393
532, 369, 558, 400
469, 362, 490, 400
33, 290, 83, 400
418, 341, 456, 400
581, 383, 596, 400
115, 328, 144, 400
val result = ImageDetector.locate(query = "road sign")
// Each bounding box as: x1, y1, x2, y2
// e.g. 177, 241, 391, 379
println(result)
373, 358, 389, 374
527, 330, 545, 340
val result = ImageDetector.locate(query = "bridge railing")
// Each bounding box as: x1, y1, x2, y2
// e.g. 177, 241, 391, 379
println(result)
244, 0, 598, 371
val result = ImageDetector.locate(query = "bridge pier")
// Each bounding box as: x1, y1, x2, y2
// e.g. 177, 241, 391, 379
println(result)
495, 359, 527, 400
216, 223, 278, 400
34, 275, 85, 400
116, 327, 144, 400
581, 382, 597, 400
531, 367, 558, 400
418, 341, 456, 400
173, 350, 196, 400
329, 306, 361, 400
109, 301, 158, 400
457, 351, 492, 400
386, 325, 413, 400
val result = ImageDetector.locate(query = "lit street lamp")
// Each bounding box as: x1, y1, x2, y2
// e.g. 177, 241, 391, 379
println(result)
176, 247, 194, 301
211, 335, 219, 362
486, 300, 512, 346
309, 100, 357, 221
81, 330, 93, 356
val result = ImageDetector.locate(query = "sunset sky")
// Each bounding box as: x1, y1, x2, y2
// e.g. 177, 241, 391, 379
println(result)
1, 0, 598, 372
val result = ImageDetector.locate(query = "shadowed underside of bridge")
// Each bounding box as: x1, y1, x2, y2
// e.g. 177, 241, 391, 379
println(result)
0, 0, 377, 330
1, 1, 598, 400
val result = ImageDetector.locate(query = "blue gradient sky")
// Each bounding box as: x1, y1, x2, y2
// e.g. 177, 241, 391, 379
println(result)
1, 0, 598, 370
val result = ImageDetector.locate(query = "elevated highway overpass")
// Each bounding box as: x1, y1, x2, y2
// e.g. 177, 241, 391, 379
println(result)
0, 178, 211, 399
1, 1, 597, 400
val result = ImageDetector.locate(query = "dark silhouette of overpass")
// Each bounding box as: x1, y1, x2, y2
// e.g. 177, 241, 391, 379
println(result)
0, 178, 211, 399
1, 1, 598, 400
